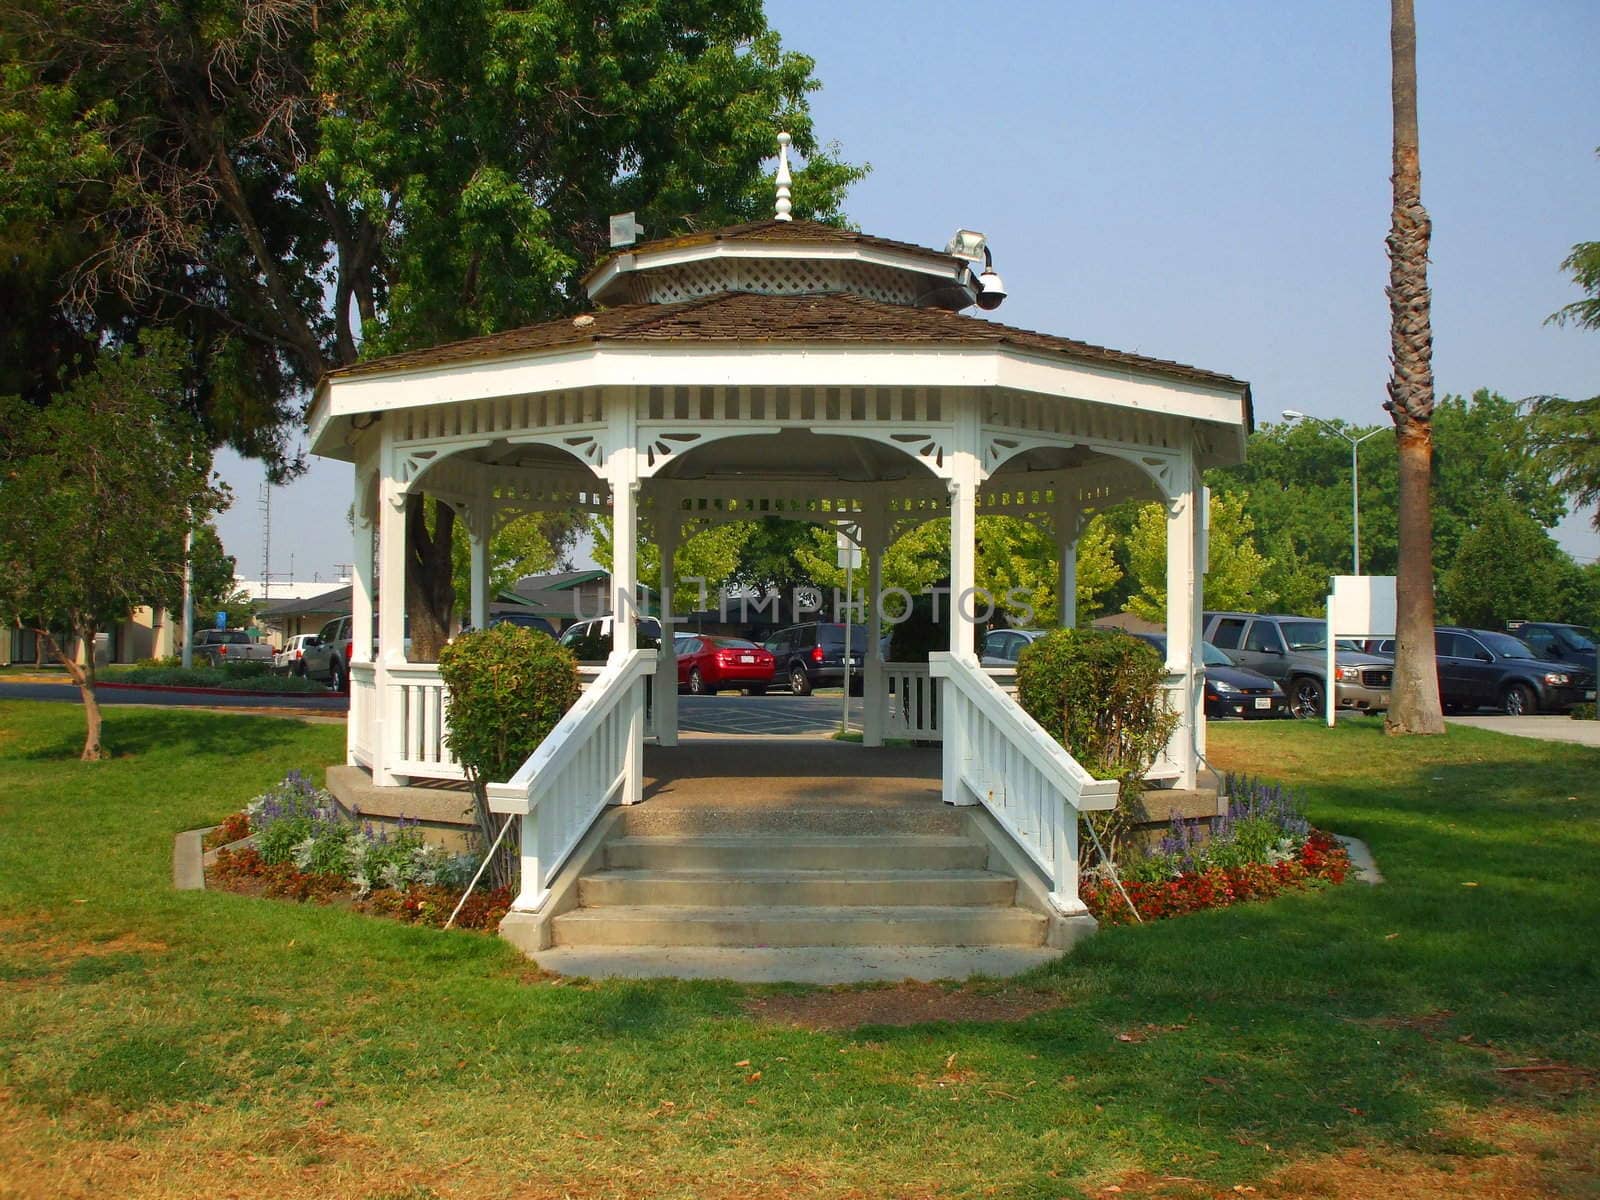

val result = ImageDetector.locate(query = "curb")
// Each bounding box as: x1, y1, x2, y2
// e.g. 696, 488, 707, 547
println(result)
101, 680, 339, 700
1334, 834, 1384, 885
174, 827, 257, 891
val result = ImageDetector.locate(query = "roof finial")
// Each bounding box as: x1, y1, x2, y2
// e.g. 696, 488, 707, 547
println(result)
774, 132, 793, 222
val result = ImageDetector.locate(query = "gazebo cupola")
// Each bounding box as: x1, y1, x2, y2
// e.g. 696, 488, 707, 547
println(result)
583, 137, 990, 312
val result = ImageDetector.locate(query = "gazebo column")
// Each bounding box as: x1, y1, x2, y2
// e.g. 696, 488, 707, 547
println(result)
943, 420, 983, 807
605, 400, 643, 803
374, 460, 410, 786
654, 506, 680, 747
1162, 457, 1203, 789
348, 457, 376, 768
1055, 498, 1082, 629
466, 503, 491, 632
861, 511, 888, 747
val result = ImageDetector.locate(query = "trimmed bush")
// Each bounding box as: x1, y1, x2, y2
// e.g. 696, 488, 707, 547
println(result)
437, 625, 582, 890
437, 625, 581, 784
1016, 627, 1177, 784
1016, 627, 1179, 864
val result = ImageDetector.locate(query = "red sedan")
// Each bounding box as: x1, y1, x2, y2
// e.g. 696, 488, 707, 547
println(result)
676, 636, 775, 695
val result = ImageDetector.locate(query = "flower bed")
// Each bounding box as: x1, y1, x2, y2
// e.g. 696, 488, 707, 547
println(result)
204, 771, 509, 932
1084, 776, 1351, 926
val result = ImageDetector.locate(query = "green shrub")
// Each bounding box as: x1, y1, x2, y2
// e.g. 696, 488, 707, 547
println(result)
438, 625, 581, 785
1016, 628, 1177, 783
219, 659, 270, 680
1571, 703, 1596, 721
438, 625, 582, 891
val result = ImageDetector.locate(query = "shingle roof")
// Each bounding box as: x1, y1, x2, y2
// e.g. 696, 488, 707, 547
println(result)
328, 291, 1249, 395
583, 218, 958, 284
257, 585, 351, 618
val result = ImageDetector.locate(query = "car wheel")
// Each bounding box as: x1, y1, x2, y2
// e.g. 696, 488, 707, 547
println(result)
1501, 683, 1536, 717
294, 660, 307, 677
789, 664, 813, 696
687, 668, 707, 696
1288, 676, 1324, 720
330, 659, 347, 693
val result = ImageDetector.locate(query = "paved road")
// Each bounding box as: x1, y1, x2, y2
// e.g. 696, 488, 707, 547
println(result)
1447, 714, 1600, 747
677, 692, 862, 736
0, 681, 349, 713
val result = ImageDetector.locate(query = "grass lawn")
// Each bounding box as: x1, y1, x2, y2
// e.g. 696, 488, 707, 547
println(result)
1, 700, 1596, 1199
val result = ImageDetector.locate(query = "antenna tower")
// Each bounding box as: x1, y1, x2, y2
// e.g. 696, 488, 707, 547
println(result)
259, 483, 272, 602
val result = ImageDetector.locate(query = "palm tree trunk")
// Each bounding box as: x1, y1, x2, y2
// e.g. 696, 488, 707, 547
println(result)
1383, 0, 1445, 736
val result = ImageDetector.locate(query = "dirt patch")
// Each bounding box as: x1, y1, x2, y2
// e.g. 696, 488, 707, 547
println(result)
742, 980, 1066, 1030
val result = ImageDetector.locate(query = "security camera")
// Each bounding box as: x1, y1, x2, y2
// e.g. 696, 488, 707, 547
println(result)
975, 267, 1007, 310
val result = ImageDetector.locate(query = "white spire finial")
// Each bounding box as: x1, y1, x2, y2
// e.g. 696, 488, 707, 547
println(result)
774, 131, 793, 222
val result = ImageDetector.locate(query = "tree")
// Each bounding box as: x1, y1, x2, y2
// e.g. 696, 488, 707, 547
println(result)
1548, 149, 1600, 332
450, 512, 584, 621
1526, 395, 1600, 530
0, 333, 225, 758
1122, 492, 1274, 623
1381, 0, 1443, 735
1439, 501, 1569, 629
591, 517, 753, 613
1, 0, 864, 657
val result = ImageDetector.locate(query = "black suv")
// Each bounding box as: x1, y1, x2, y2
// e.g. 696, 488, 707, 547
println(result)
1508, 621, 1597, 673
1434, 627, 1596, 715
764, 622, 868, 695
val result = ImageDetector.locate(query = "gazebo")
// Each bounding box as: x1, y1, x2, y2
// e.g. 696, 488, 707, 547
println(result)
308, 138, 1252, 933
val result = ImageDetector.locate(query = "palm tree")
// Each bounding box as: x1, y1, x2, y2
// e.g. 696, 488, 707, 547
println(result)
1383, 0, 1445, 735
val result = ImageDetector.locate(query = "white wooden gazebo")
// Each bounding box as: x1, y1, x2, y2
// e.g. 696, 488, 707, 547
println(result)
308, 141, 1253, 922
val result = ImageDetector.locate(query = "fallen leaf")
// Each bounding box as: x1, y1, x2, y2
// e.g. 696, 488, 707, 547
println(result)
1384, 933, 1400, 940
945, 1052, 958, 1069
1462, 881, 1479, 887
746, 1071, 762, 1084
733, 1059, 751, 1068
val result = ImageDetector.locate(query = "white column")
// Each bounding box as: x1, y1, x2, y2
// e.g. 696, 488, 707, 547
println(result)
862, 511, 888, 747
1163, 456, 1200, 790
349, 460, 376, 769
375, 453, 409, 786
467, 508, 490, 632
944, 404, 983, 806
654, 506, 680, 747
1056, 500, 1081, 629
606, 403, 639, 659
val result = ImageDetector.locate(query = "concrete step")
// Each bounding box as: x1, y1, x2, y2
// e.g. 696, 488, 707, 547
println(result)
578, 867, 1015, 908
552, 904, 1047, 948
530, 945, 1062, 983
604, 834, 988, 872
617, 803, 963, 838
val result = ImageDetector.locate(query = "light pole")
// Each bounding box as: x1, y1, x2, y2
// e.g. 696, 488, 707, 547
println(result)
1282, 410, 1384, 576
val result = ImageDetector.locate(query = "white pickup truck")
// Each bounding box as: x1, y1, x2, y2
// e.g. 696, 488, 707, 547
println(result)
192, 629, 275, 668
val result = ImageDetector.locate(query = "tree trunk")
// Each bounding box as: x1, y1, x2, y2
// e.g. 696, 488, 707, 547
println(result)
39, 627, 108, 760
1382, 0, 1445, 736
406, 496, 456, 661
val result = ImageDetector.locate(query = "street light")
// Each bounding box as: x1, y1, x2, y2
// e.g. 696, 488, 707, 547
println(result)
1282, 410, 1385, 576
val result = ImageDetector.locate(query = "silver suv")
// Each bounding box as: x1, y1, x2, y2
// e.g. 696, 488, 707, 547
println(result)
1203, 612, 1392, 719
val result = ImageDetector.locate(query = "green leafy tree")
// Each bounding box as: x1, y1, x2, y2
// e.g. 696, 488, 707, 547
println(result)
450, 512, 584, 619
592, 517, 753, 613
1, 0, 864, 656
1526, 395, 1600, 530
1439, 501, 1587, 629
0, 333, 226, 759
1548, 147, 1600, 333
1122, 492, 1273, 623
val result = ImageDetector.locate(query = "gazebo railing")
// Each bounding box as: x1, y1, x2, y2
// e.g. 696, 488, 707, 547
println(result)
928, 652, 1119, 915
486, 650, 656, 914
385, 661, 467, 781
349, 663, 377, 769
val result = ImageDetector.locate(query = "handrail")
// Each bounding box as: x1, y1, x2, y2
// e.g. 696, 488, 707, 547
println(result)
485, 650, 656, 913
487, 650, 656, 812
929, 652, 1118, 808
929, 651, 1118, 917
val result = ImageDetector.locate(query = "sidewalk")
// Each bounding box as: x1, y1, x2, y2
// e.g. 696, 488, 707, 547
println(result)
1446, 715, 1600, 747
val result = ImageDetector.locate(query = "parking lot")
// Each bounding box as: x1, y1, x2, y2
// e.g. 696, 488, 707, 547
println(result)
677, 692, 863, 736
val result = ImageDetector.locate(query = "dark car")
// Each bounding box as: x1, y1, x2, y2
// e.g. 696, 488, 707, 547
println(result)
1132, 633, 1287, 719
1433, 627, 1596, 715
1508, 621, 1597, 673
765, 622, 868, 695
675, 635, 775, 695
1203, 611, 1392, 719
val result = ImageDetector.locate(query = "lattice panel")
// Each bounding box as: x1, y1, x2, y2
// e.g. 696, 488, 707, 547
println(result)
632, 257, 928, 304
635, 258, 743, 304
839, 262, 923, 306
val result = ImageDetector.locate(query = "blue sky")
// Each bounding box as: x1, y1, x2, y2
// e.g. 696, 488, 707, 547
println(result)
215, 0, 1600, 587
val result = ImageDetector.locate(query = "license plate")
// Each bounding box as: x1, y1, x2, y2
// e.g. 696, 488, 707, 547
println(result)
740, 655, 754, 663
1254, 697, 1271, 710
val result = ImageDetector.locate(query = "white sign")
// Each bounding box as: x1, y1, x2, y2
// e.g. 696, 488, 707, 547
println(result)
1324, 575, 1397, 727
836, 525, 861, 570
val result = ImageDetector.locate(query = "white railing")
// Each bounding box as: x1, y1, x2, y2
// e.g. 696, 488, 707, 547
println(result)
885, 663, 939, 739
929, 652, 1119, 916
349, 663, 377, 769
384, 662, 467, 782
486, 650, 656, 913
